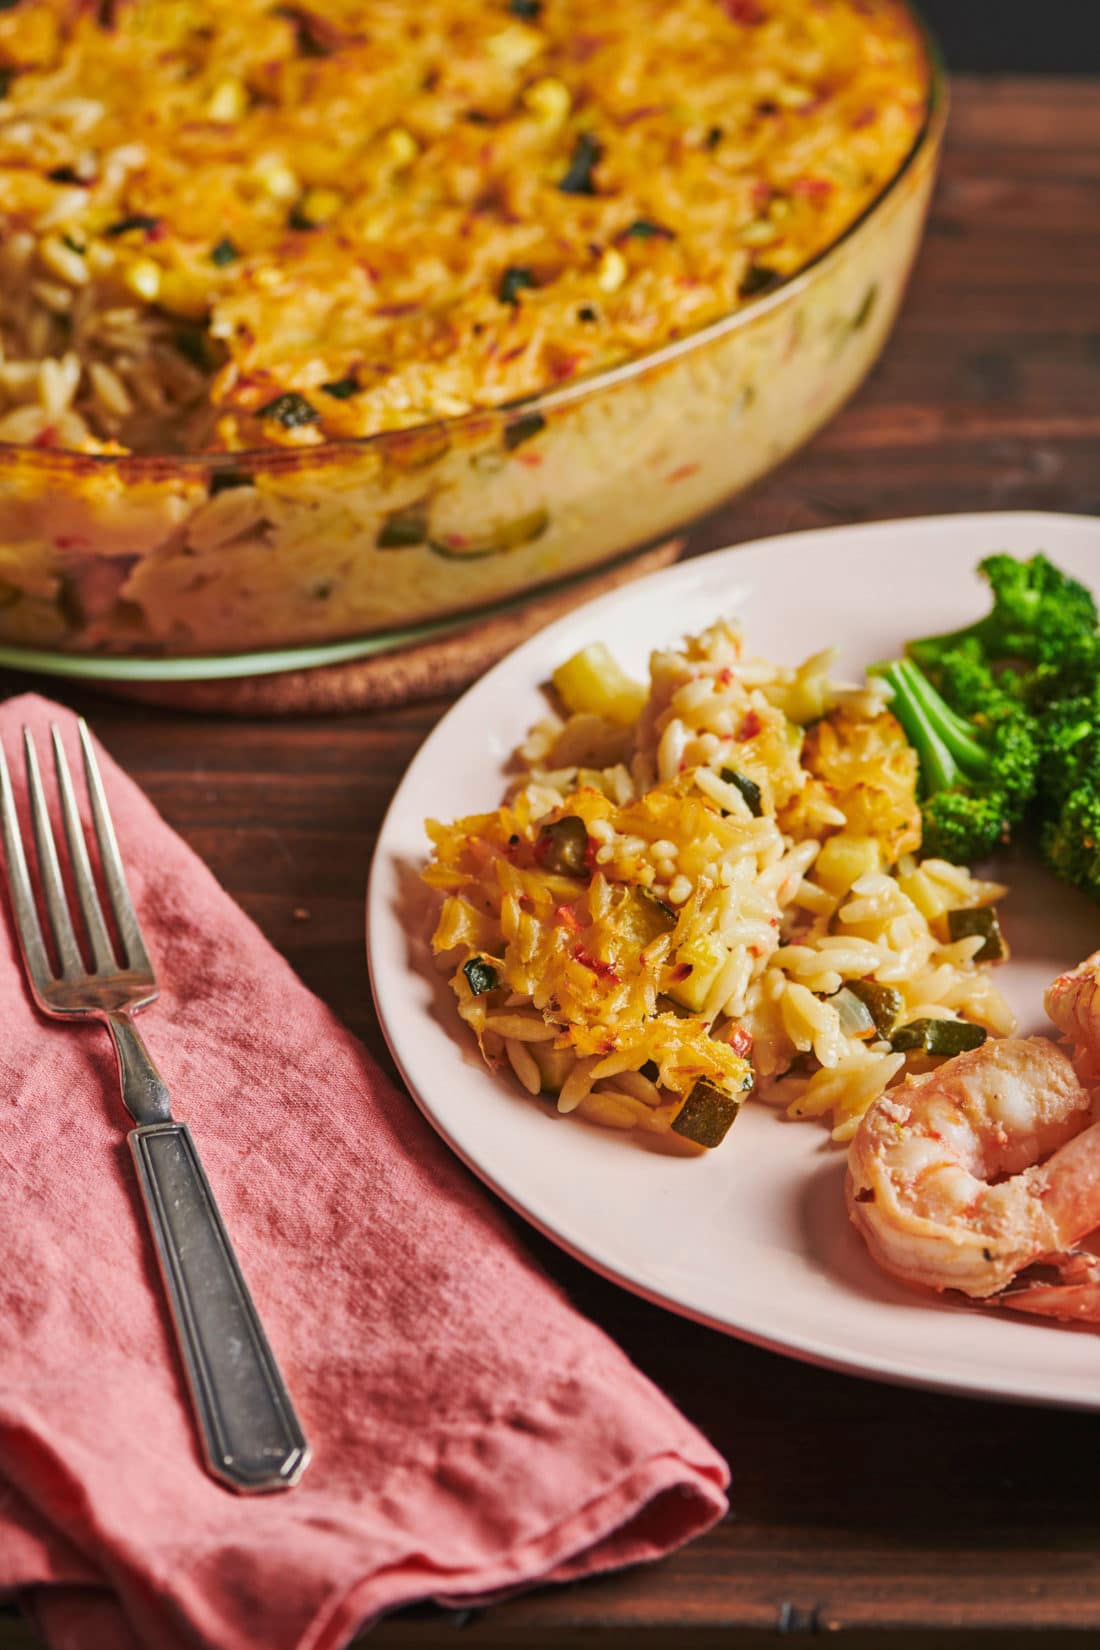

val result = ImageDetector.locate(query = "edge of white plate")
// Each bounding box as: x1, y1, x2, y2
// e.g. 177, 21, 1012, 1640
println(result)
367, 510, 1100, 1407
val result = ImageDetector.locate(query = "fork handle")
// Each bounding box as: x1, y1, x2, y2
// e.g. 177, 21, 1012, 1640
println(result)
129, 1121, 311, 1493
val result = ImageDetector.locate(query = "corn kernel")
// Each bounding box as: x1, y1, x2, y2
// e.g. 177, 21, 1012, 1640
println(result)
775, 80, 816, 108
157, 268, 210, 319
383, 127, 418, 167
596, 247, 627, 293
206, 77, 246, 123
740, 217, 780, 246
296, 186, 343, 226
523, 76, 571, 129
486, 23, 542, 70
123, 257, 161, 301
254, 157, 299, 201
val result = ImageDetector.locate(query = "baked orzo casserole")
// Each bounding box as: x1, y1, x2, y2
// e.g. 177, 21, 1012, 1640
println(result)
0, 0, 937, 655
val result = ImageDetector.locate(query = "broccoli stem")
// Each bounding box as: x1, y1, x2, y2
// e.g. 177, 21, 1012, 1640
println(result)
869, 659, 993, 794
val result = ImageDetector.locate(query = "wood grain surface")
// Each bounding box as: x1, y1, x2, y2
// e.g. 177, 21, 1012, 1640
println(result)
1, 76, 1098, 1649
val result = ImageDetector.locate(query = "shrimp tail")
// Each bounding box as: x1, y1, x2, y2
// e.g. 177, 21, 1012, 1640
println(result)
987, 1251, 1100, 1324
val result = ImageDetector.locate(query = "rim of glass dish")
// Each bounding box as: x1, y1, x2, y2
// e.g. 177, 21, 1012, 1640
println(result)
0, 3, 945, 479
0, 551, 611, 679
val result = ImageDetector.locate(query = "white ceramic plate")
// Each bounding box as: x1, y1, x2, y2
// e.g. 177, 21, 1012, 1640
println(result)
368, 511, 1100, 1408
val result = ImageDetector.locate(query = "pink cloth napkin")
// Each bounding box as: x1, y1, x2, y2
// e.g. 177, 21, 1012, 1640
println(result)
0, 695, 728, 1650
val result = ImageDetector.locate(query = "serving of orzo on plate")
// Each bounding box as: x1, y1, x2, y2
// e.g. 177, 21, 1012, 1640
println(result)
423, 619, 1014, 1151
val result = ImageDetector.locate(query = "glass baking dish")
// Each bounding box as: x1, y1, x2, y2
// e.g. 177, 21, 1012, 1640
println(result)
0, 19, 944, 662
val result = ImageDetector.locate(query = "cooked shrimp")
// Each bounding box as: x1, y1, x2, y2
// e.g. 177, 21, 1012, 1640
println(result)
1045, 948, 1100, 1084
846, 1036, 1100, 1302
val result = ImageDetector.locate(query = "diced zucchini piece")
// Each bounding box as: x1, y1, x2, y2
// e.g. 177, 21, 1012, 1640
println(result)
829, 987, 876, 1039
530, 1043, 575, 1096
617, 888, 677, 950
429, 507, 549, 559
815, 833, 881, 896
535, 815, 589, 875
462, 956, 500, 995
846, 979, 904, 1039
503, 412, 546, 450
621, 886, 678, 948
891, 1018, 988, 1056
666, 933, 730, 1013
552, 643, 647, 726
719, 767, 763, 816
897, 866, 955, 924
946, 906, 1006, 963
784, 673, 833, 727
379, 500, 429, 548
670, 1078, 747, 1148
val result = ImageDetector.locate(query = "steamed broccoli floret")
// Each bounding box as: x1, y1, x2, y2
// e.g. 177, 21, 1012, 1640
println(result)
909, 552, 1100, 702
1042, 787, 1100, 903
1036, 688, 1100, 807
870, 657, 1039, 864
915, 636, 1024, 720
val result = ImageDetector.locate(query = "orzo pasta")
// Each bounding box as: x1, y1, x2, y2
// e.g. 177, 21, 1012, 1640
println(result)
423, 619, 1015, 1150
0, 0, 929, 455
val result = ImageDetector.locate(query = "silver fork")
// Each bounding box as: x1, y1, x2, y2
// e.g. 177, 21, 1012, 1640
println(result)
0, 719, 310, 1494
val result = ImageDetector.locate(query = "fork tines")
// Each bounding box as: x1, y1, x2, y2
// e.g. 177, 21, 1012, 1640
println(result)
0, 719, 151, 989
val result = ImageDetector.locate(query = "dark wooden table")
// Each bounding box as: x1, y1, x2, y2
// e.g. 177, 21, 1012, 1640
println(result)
2, 75, 1099, 1650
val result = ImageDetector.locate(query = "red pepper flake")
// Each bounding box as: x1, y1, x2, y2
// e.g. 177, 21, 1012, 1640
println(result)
517, 451, 543, 468
32, 425, 58, 449
718, 667, 734, 687
556, 904, 582, 932
670, 962, 694, 982
54, 534, 91, 550
724, 0, 766, 22
666, 462, 700, 484
738, 710, 763, 740
443, 532, 469, 551
728, 1025, 754, 1058
791, 175, 834, 199
850, 107, 877, 130
550, 353, 582, 381
583, 834, 601, 874
572, 945, 620, 983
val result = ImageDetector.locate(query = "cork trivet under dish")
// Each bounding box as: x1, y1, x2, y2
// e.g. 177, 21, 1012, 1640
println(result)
105, 539, 684, 717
